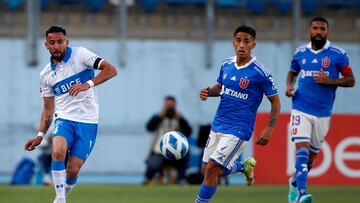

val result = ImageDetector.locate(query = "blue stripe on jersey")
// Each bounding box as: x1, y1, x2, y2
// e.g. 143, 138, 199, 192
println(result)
52, 68, 94, 96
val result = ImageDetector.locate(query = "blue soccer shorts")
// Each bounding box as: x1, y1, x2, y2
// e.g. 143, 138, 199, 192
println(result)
52, 118, 98, 161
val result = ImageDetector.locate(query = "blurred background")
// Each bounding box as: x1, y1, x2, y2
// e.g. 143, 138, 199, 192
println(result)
0, 0, 359, 186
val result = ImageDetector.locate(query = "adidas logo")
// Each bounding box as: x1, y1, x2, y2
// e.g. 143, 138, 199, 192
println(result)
230, 76, 236, 81
311, 58, 318, 63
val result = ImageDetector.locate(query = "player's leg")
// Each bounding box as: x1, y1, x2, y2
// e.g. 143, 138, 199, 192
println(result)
65, 121, 98, 197
195, 131, 219, 203
52, 136, 68, 203
65, 156, 84, 197
195, 132, 248, 203
51, 119, 75, 203
288, 110, 312, 203
298, 115, 330, 203
219, 137, 254, 186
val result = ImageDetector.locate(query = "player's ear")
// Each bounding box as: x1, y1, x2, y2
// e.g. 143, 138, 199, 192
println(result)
65, 38, 69, 45
45, 41, 49, 50
252, 41, 256, 49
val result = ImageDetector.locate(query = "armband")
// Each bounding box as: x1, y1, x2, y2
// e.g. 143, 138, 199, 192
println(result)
87, 80, 95, 88
37, 131, 45, 138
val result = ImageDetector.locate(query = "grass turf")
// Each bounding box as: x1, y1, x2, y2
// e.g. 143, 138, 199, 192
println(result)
0, 184, 359, 203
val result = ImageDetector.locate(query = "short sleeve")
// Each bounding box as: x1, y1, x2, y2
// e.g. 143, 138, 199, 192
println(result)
261, 74, 278, 97
216, 65, 224, 85
290, 53, 300, 73
40, 72, 54, 97
336, 52, 350, 70
78, 47, 103, 69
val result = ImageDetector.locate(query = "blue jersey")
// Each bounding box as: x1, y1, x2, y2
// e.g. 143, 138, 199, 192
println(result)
290, 41, 350, 117
212, 56, 278, 141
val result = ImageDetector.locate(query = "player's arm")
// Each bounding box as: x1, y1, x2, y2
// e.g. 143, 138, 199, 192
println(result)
25, 96, 54, 151
285, 71, 299, 97
314, 67, 355, 87
199, 83, 222, 101
255, 94, 281, 146
69, 60, 117, 96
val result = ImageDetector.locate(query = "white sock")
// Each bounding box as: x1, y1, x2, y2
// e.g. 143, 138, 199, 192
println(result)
52, 170, 66, 200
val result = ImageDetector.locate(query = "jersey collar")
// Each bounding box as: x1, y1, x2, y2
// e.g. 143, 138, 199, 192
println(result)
232, 56, 256, 70
307, 40, 331, 54
50, 47, 72, 71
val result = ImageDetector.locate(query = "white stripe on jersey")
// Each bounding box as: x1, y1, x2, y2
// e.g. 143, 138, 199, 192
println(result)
253, 60, 270, 76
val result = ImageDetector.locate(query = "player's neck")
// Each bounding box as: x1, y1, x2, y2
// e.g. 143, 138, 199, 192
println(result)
311, 44, 324, 51
236, 56, 252, 67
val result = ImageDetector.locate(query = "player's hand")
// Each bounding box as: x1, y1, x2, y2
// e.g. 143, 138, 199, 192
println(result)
199, 87, 210, 101
285, 85, 294, 97
69, 83, 90, 96
314, 68, 329, 84
24, 136, 43, 151
255, 126, 273, 146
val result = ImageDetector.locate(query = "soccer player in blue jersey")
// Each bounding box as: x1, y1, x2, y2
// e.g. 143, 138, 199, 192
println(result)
194, 25, 281, 203
24, 26, 117, 203
286, 17, 355, 203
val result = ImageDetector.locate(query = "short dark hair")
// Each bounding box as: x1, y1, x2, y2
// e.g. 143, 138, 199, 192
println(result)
233, 25, 256, 39
165, 95, 176, 102
310, 17, 329, 28
46, 26, 66, 37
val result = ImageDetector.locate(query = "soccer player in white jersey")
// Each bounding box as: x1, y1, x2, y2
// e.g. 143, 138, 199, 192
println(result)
194, 25, 281, 203
286, 17, 355, 203
24, 26, 117, 203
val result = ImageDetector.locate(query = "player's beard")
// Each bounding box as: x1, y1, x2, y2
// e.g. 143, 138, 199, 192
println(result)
51, 52, 65, 62
311, 35, 327, 50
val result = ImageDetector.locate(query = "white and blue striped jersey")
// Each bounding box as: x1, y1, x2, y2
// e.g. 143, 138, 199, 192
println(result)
40, 47, 104, 124
290, 41, 352, 117
212, 56, 278, 141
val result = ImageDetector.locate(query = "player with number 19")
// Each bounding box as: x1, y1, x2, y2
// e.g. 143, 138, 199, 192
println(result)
286, 17, 355, 203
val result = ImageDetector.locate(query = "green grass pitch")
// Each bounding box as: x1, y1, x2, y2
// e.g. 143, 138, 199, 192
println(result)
1, 184, 359, 203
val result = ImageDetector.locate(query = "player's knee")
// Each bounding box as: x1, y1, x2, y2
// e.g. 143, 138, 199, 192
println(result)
204, 161, 221, 178
52, 148, 67, 160
67, 165, 81, 177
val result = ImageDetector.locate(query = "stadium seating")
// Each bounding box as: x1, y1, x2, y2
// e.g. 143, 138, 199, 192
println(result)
6, 0, 24, 10
246, 0, 267, 15
165, 0, 187, 6
301, 0, 320, 15
139, 0, 161, 12
85, 0, 106, 12
216, 0, 245, 8
272, 0, 292, 15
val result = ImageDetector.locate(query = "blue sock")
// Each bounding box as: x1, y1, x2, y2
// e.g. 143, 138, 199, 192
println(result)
222, 161, 244, 176
291, 163, 312, 187
195, 184, 217, 203
295, 148, 309, 198
51, 160, 65, 171
66, 176, 78, 185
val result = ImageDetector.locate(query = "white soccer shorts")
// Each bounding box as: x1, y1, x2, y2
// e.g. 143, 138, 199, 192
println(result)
202, 131, 248, 169
290, 109, 330, 153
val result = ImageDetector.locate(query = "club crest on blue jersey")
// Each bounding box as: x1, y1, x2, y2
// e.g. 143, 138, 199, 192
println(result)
239, 78, 249, 89
321, 57, 331, 68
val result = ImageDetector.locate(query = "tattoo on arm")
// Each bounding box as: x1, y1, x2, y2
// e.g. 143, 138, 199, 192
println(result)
267, 96, 280, 128
44, 116, 52, 130
267, 117, 277, 127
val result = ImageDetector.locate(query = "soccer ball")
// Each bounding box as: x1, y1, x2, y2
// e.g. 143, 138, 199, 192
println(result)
159, 131, 189, 160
